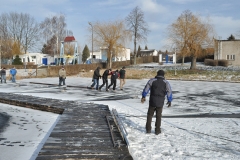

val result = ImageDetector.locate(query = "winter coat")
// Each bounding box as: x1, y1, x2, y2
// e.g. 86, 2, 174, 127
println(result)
142, 75, 172, 107
102, 69, 111, 79
59, 68, 66, 78
110, 71, 119, 80
10, 68, 17, 75
92, 67, 101, 80
119, 69, 126, 79
0, 69, 6, 75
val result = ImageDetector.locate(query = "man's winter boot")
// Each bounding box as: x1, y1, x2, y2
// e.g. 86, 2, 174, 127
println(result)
155, 128, 161, 135
146, 130, 151, 134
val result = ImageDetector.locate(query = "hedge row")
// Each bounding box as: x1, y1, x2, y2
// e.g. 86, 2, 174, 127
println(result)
204, 59, 229, 67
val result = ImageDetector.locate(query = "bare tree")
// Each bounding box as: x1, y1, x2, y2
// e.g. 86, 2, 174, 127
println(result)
40, 14, 71, 57
0, 13, 17, 59
91, 20, 130, 68
42, 35, 57, 55
125, 6, 150, 64
0, 12, 40, 59
21, 14, 41, 55
168, 10, 214, 69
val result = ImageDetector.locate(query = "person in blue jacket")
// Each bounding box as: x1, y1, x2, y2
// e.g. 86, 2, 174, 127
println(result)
141, 70, 172, 135
10, 67, 17, 83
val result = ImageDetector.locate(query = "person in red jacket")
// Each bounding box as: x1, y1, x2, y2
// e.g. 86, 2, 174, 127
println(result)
107, 69, 119, 91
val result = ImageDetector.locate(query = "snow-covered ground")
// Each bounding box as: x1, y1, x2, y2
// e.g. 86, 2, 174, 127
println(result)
0, 75, 240, 160
0, 103, 59, 160
132, 62, 240, 71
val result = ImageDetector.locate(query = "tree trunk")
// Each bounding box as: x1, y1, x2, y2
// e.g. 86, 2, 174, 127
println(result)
190, 56, 197, 69
107, 49, 112, 68
134, 38, 136, 65
109, 53, 112, 69
181, 56, 185, 65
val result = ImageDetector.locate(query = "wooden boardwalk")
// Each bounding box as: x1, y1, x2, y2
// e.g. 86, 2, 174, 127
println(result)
0, 93, 133, 160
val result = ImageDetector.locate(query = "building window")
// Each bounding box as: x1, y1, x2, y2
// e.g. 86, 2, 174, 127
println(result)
31, 56, 36, 59
226, 54, 235, 60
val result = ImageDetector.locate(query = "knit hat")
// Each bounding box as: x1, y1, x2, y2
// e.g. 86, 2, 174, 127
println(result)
157, 70, 164, 76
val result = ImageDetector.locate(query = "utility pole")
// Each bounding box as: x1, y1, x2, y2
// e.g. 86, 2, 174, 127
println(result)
0, 35, 2, 69
218, 36, 221, 60
25, 36, 27, 72
88, 22, 93, 63
174, 48, 177, 76
0, 44, 1, 70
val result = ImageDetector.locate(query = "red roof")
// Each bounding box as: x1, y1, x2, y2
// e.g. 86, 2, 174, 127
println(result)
64, 36, 75, 42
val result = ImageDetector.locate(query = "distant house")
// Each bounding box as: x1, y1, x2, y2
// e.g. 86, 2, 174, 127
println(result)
18, 53, 53, 65
86, 51, 102, 64
89, 51, 102, 59
214, 39, 240, 66
139, 49, 158, 56
158, 51, 176, 63
87, 47, 130, 63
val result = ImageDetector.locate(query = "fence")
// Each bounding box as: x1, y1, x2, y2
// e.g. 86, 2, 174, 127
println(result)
1, 56, 160, 78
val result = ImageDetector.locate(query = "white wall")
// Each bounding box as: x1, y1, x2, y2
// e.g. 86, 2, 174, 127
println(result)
88, 48, 131, 62
153, 50, 158, 56
88, 51, 101, 60
113, 48, 130, 61
18, 53, 53, 65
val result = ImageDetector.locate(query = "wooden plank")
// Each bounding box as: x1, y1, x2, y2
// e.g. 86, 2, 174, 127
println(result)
0, 92, 133, 160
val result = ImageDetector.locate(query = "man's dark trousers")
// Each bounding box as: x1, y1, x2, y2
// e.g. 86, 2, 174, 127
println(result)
146, 106, 163, 133
108, 79, 116, 90
99, 78, 108, 91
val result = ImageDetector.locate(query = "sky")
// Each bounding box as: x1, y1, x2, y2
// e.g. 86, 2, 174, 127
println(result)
1, 0, 240, 52
0, 63, 240, 159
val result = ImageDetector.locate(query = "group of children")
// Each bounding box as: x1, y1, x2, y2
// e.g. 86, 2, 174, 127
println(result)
90, 66, 126, 91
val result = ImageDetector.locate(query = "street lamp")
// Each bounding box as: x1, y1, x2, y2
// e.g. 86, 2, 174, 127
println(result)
88, 22, 93, 63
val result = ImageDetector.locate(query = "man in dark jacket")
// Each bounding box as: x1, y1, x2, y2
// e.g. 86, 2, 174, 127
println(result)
119, 66, 126, 90
90, 67, 101, 90
0, 67, 6, 83
99, 68, 112, 91
108, 69, 119, 91
141, 70, 172, 135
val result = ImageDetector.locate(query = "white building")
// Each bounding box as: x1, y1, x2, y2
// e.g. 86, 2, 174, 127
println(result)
18, 53, 53, 65
89, 51, 101, 59
112, 48, 130, 61
87, 47, 131, 63
214, 39, 240, 66
139, 49, 158, 56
